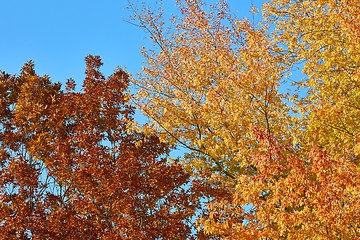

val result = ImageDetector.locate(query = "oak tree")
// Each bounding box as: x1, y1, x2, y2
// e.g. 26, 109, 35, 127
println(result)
0, 56, 198, 239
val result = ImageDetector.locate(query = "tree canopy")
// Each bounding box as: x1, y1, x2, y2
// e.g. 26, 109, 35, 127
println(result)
1, 0, 359, 239
131, 0, 360, 238
0, 56, 198, 239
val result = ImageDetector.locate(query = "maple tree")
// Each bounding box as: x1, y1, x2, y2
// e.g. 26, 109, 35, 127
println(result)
131, 0, 360, 238
0, 56, 199, 239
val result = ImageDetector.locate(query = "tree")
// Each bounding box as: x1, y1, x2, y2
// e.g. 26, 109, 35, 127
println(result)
265, 0, 360, 162
131, 0, 360, 238
0, 56, 198, 239
1, 0, 359, 238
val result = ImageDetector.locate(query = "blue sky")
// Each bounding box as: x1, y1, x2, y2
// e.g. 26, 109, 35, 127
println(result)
1, 0, 143, 81
0, 0, 266, 84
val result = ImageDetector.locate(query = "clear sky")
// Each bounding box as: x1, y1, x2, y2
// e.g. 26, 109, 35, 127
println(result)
0, 0, 266, 83
1, 0, 143, 81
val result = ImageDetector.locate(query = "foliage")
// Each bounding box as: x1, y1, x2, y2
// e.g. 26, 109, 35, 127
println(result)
131, 0, 360, 238
0, 56, 198, 239
1, 0, 359, 238
265, 0, 360, 160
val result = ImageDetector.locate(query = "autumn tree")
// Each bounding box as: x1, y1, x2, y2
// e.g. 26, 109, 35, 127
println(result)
130, 0, 360, 238
0, 56, 199, 239
265, 0, 360, 163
